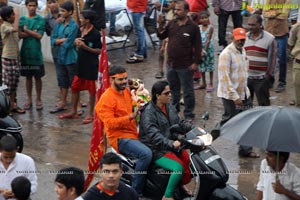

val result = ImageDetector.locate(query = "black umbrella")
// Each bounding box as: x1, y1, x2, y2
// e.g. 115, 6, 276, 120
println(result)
220, 106, 300, 153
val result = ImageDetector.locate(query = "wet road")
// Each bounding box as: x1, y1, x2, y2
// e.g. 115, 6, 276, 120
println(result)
12, 4, 300, 200
15, 45, 300, 200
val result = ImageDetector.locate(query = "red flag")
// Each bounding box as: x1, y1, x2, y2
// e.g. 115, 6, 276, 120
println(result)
84, 29, 110, 191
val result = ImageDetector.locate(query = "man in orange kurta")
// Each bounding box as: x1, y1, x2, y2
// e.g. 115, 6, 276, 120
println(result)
95, 66, 152, 197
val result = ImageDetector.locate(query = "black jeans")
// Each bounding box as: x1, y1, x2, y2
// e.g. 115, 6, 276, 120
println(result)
218, 9, 243, 46
248, 78, 271, 106
220, 98, 252, 156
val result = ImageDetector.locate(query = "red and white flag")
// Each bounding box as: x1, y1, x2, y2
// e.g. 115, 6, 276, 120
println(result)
84, 30, 110, 191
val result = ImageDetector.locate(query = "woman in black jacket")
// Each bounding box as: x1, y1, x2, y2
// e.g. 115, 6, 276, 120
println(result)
139, 80, 193, 200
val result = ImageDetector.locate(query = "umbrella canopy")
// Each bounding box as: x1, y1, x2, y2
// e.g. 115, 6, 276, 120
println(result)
220, 106, 300, 153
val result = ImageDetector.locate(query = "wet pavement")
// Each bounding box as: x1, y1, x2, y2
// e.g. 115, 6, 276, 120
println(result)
11, 3, 300, 200
15, 45, 300, 200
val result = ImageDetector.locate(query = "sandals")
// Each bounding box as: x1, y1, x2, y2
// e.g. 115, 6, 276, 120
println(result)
11, 106, 26, 114
23, 102, 43, 110
82, 117, 93, 124
126, 54, 144, 63
206, 86, 214, 92
80, 102, 87, 107
241, 152, 260, 158
23, 103, 33, 110
58, 113, 80, 119
36, 102, 43, 110
155, 71, 164, 79
50, 107, 66, 114
77, 109, 85, 116
194, 85, 206, 90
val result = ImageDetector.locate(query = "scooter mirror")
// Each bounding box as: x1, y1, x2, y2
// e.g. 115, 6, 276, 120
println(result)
186, 127, 207, 139
197, 134, 213, 146
187, 138, 204, 146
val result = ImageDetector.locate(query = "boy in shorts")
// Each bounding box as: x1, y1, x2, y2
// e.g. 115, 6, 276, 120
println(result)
0, 6, 25, 114
19, 0, 45, 110
51, 1, 78, 113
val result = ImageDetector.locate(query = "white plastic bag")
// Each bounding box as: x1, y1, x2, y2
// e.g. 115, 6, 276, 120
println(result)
115, 10, 132, 32
105, 0, 127, 11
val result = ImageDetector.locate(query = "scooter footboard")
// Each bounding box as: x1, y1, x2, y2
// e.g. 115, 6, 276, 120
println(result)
210, 185, 247, 200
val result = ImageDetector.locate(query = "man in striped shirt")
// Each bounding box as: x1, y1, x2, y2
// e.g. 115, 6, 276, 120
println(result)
244, 14, 277, 106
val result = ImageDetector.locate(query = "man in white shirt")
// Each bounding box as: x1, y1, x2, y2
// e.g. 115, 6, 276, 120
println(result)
0, 136, 38, 200
257, 151, 300, 200
54, 167, 85, 200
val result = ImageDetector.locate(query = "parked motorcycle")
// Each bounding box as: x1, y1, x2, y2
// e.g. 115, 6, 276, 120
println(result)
114, 113, 247, 200
0, 87, 23, 152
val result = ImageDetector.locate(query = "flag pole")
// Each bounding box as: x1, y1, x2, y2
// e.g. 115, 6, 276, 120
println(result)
84, 29, 110, 191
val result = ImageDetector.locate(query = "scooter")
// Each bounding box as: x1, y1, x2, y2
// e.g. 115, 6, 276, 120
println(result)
114, 113, 248, 200
0, 86, 23, 152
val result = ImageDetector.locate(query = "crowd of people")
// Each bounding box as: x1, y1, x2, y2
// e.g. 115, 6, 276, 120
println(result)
1, 0, 300, 199
0, 0, 103, 125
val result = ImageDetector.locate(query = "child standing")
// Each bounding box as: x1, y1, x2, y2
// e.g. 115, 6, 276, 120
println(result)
19, 0, 46, 110
45, 0, 64, 113
1, 6, 25, 114
59, 10, 101, 124
194, 10, 215, 92
50, 1, 78, 113
155, 0, 176, 79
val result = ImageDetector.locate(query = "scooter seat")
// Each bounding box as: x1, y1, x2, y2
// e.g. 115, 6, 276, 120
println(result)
110, 148, 137, 165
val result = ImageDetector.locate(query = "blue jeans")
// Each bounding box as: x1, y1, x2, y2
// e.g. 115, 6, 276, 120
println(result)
276, 34, 288, 84
167, 66, 195, 119
118, 138, 152, 195
109, 12, 117, 32
131, 12, 147, 57
53, 57, 62, 88
60, 64, 77, 88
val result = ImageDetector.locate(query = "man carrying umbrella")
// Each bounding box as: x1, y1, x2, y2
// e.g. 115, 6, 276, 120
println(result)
220, 106, 300, 198
257, 151, 300, 200
217, 27, 259, 158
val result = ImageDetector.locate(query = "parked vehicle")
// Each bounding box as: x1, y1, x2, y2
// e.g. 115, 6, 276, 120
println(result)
0, 87, 23, 152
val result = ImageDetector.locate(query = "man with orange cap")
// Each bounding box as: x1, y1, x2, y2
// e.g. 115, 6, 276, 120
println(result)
217, 27, 259, 158
95, 66, 152, 197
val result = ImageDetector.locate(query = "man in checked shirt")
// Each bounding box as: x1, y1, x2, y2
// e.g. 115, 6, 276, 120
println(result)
217, 27, 260, 158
